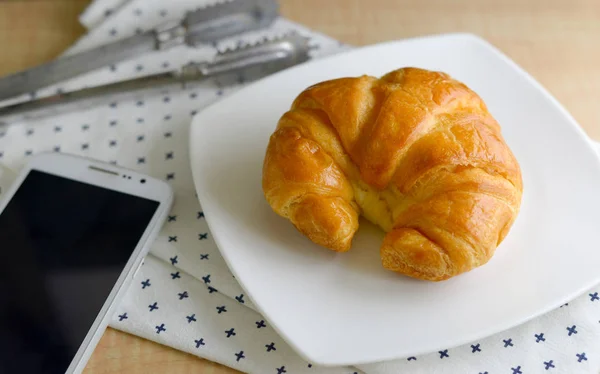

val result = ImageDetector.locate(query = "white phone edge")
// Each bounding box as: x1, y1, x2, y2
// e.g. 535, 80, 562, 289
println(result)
0, 152, 174, 374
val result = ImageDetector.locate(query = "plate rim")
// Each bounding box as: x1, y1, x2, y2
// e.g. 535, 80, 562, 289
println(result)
189, 31, 600, 366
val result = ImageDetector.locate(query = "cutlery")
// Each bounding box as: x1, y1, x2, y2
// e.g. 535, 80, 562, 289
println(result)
0, 0, 279, 102
0, 33, 312, 126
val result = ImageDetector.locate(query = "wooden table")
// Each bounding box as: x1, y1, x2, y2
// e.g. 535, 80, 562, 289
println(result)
1, 0, 599, 373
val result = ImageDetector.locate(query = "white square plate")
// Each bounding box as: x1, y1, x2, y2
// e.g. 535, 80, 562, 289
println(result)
189, 33, 600, 366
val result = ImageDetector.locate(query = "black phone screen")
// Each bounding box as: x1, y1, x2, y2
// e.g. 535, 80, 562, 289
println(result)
0, 170, 160, 374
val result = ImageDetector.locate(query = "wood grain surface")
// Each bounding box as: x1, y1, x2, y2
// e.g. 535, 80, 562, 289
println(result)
1, 0, 599, 373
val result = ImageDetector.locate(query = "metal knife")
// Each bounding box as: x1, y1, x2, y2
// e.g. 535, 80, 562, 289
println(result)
0, 0, 279, 102
0, 33, 312, 126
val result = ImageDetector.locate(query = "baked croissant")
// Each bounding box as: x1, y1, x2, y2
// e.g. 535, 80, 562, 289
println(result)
262, 67, 523, 281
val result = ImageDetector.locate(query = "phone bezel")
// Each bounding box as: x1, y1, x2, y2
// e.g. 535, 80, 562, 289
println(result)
0, 152, 174, 374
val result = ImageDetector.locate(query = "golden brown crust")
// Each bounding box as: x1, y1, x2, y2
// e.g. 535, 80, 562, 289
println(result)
262, 67, 523, 280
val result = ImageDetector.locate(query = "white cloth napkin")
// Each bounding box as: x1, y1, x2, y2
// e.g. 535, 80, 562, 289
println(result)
79, 0, 131, 30
1, 1, 600, 373
79, 0, 130, 30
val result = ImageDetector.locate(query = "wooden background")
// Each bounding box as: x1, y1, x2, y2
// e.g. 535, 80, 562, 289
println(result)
1, 0, 599, 373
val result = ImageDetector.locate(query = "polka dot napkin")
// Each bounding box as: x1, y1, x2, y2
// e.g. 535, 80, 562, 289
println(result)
2, 1, 600, 373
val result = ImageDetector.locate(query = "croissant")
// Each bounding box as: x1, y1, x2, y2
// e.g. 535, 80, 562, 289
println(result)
262, 67, 523, 281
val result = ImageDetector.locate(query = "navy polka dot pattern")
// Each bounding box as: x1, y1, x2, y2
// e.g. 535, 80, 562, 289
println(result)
1, 0, 599, 373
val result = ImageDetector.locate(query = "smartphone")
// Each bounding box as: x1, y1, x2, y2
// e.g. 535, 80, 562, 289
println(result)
0, 152, 173, 374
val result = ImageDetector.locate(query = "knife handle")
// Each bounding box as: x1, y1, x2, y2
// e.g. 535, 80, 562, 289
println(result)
0, 32, 158, 102
0, 73, 185, 125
